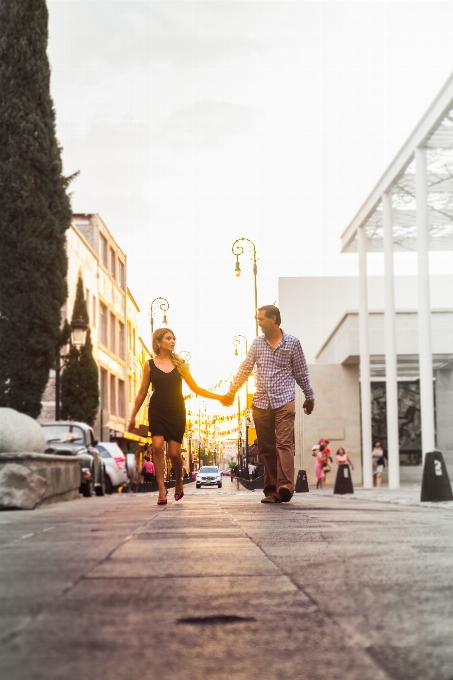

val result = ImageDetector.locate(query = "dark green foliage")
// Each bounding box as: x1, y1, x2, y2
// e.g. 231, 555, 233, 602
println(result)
0, 0, 75, 417
61, 274, 99, 426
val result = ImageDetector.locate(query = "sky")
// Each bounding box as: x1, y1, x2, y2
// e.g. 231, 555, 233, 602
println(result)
47, 0, 453, 401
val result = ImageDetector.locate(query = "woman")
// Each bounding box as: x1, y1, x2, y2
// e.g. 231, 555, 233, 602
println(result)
313, 444, 328, 489
372, 440, 385, 487
128, 328, 226, 505
335, 447, 354, 471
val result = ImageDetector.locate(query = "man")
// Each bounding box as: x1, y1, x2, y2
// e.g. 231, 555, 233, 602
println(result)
248, 461, 257, 481
221, 305, 314, 503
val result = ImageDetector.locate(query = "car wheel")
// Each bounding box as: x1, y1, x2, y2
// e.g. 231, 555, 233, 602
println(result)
105, 475, 113, 495
196, 484, 201, 488
218, 483, 222, 488
95, 473, 106, 496
82, 479, 93, 497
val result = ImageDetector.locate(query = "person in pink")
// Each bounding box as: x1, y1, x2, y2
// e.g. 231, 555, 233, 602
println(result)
312, 444, 327, 489
335, 447, 354, 471
142, 456, 155, 476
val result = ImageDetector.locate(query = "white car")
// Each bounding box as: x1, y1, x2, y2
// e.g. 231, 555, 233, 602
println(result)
196, 466, 222, 489
96, 442, 129, 493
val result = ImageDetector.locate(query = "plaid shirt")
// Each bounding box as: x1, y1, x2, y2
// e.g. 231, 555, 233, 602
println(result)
230, 330, 314, 409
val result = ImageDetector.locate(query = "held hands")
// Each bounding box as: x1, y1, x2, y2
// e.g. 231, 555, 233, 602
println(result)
220, 392, 235, 407
303, 400, 314, 415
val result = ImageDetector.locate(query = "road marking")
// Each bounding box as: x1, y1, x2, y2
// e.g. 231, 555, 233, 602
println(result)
20, 533, 34, 540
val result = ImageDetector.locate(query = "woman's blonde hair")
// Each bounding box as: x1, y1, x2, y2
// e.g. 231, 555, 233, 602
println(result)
152, 328, 188, 377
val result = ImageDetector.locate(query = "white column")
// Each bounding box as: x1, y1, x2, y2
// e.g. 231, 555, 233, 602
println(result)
416, 147, 435, 456
382, 192, 400, 488
358, 226, 373, 488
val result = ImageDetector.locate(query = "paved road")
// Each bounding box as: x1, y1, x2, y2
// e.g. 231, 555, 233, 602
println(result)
1, 483, 452, 680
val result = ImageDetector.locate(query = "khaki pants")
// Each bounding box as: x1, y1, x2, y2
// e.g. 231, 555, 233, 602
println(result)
252, 400, 295, 498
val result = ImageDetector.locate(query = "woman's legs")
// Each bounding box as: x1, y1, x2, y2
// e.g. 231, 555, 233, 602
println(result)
152, 436, 167, 501
167, 440, 183, 494
376, 472, 382, 488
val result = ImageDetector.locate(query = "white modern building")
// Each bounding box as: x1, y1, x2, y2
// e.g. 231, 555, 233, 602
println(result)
280, 71, 453, 489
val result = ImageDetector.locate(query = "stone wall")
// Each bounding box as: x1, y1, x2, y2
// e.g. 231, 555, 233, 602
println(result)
295, 364, 362, 488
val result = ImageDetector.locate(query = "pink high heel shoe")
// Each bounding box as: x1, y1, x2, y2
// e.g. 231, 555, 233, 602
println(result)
174, 491, 184, 501
157, 498, 167, 505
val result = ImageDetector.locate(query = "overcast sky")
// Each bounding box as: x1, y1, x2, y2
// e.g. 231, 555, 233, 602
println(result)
47, 0, 453, 397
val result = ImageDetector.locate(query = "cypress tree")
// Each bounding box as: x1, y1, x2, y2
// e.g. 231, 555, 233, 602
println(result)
0, 0, 75, 418
61, 274, 99, 426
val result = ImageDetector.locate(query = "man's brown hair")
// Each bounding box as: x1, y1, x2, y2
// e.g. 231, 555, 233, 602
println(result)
258, 305, 281, 326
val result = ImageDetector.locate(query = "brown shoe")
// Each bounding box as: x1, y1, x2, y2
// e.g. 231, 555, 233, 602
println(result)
261, 496, 282, 503
278, 486, 292, 503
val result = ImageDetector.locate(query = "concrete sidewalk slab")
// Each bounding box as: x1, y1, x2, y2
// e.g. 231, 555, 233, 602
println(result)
1, 488, 452, 680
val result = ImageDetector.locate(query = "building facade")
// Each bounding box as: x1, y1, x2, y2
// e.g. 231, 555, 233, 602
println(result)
40, 214, 149, 449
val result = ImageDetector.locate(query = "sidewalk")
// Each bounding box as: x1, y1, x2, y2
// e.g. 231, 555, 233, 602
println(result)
1, 487, 452, 680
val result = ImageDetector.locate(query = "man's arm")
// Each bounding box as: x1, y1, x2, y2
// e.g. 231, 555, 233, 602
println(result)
292, 339, 315, 414
221, 342, 256, 406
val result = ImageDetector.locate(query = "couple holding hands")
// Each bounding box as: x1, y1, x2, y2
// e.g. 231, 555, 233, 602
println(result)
128, 305, 314, 505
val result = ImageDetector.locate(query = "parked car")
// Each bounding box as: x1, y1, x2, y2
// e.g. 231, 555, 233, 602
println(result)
196, 466, 222, 489
96, 442, 129, 494
221, 469, 232, 476
41, 422, 106, 497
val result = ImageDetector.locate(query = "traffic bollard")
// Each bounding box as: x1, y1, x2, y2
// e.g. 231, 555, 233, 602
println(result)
295, 470, 309, 493
334, 464, 354, 495
420, 450, 453, 502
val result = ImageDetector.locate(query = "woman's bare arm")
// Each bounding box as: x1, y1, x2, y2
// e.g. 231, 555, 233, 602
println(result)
183, 369, 223, 402
128, 361, 151, 430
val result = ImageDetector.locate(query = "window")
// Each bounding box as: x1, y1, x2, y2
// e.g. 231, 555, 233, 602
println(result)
109, 312, 116, 354
110, 248, 116, 279
118, 321, 125, 360
92, 296, 96, 328
100, 234, 108, 267
118, 380, 125, 419
100, 303, 108, 346
118, 260, 125, 290
110, 374, 116, 415
100, 369, 108, 410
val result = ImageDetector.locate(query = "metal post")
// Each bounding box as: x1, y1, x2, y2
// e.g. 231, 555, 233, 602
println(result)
253, 255, 258, 337
383, 192, 400, 489
358, 226, 373, 488
55, 358, 61, 421
416, 147, 435, 456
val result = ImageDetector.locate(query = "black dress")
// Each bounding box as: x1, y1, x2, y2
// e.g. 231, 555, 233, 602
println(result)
148, 360, 186, 444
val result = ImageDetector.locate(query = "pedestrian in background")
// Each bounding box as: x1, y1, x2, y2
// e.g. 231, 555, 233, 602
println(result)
335, 447, 354, 471
372, 440, 386, 487
248, 461, 256, 481
313, 444, 328, 489
141, 455, 156, 491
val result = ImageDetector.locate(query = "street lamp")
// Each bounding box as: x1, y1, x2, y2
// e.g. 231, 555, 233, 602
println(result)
55, 316, 89, 420
150, 297, 170, 344
232, 238, 258, 337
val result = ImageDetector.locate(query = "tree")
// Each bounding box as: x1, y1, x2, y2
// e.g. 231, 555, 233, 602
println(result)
0, 0, 75, 418
61, 275, 99, 426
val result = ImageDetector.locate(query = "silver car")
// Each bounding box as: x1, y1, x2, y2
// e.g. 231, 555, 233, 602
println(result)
196, 466, 222, 489
96, 442, 129, 493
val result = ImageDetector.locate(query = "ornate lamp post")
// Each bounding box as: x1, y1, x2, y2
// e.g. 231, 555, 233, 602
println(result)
150, 297, 170, 345
55, 317, 88, 420
232, 237, 258, 337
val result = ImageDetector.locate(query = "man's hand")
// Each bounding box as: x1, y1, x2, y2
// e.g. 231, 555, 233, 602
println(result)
127, 416, 136, 431
220, 392, 235, 407
303, 400, 314, 415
